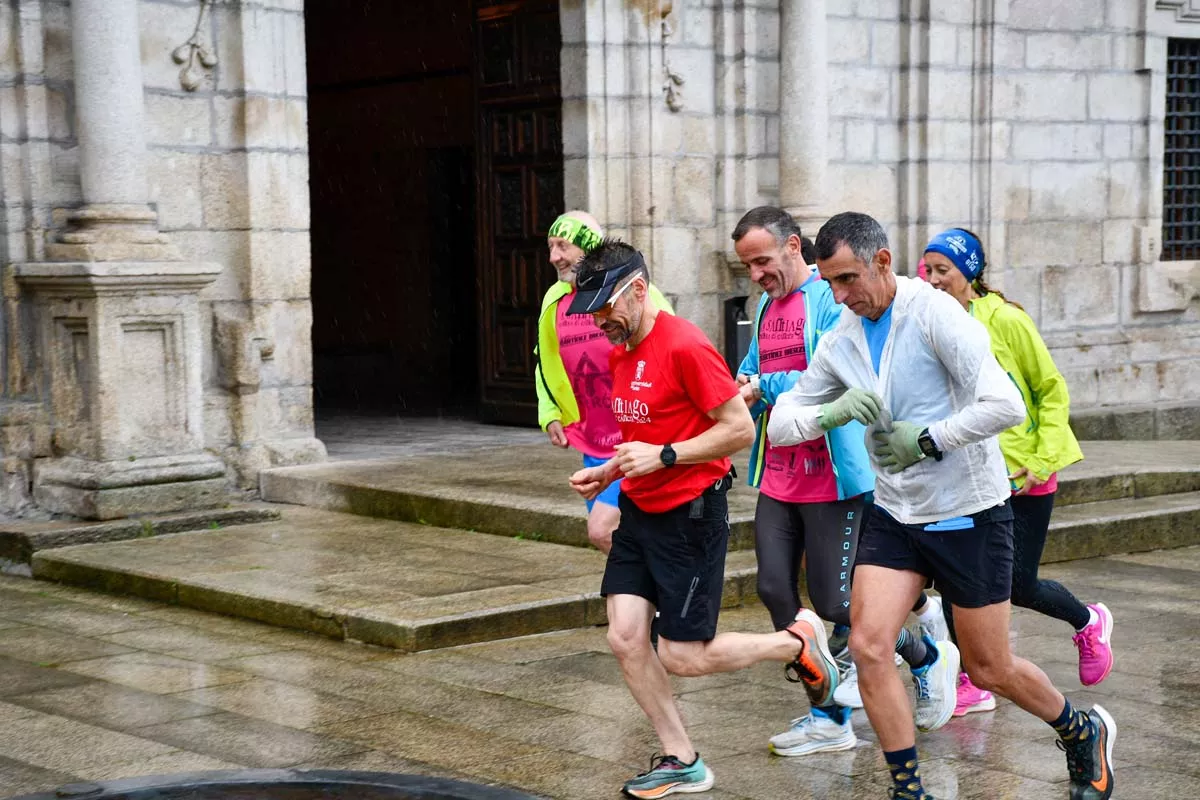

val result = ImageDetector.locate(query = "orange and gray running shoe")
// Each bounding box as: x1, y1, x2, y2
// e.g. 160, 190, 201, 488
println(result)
784, 608, 839, 707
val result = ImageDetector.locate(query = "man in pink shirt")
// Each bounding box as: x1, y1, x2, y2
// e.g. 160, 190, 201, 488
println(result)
535, 211, 672, 552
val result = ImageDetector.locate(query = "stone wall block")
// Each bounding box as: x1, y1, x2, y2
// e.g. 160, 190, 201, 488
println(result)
1107, 161, 1145, 219
0, 3, 17, 81
1059, 366, 1100, 406
1089, 74, 1147, 121
927, 23, 959, 66
679, 6, 714, 47
281, 10, 306, 97
213, 4, 245, 93
213, 96, 246, 149
1040, 265, 1120, 332
828, 17, 871, 63
683, 116, 716, 154
147, 150, 204, 230
1028, 162, 1109, 219
1008, 0, 1105, 30
930, 0, 976, 23
850, 0, 902, 20
1007, 221, 1102, 268
1102, 219, 1136, 265
199, 152, 250, 230
1025, 33, 1111, 69
0, 87, 21, 140
845, 121, 876, 162
259, 300, 312, 388
40, 2, 70, 81
560, 43, 586, 98
169, 232, 246, 305
993, 29, 1027, 69
238, 7, 287, 95
666, 49, 715, 115
248, 230, 311, 300
830, 67, 893, 120
671, 157, 715, 226
831, 164, 900, 224
1103, 124, 1133, 160
995, 74, 1087, 121
1011, 124, 1103, 161
870, 20, 901, 66
925, 162, 973, 221
247, 152, 309, 230
145, 93, 213, 147
1, 426, 33, 460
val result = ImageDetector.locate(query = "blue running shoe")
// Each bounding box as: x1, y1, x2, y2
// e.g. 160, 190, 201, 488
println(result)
622, 753, 714, 798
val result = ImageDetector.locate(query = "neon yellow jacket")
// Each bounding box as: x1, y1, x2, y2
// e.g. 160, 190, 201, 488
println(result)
969, 292, 1084, 483
535, 281, 674, 431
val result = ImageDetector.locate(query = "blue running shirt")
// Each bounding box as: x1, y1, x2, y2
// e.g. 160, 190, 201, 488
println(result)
860, 303, 894, 375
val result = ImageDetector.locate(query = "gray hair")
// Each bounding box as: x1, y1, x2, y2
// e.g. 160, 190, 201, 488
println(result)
814, 212, 889, 266
731, 206, 803, 249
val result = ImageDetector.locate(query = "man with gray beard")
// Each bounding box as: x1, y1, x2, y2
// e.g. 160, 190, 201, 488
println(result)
568, 239, 837, 799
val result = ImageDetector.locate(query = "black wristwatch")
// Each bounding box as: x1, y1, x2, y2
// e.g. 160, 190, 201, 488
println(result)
917, 428, 943, 462
660, 443, 677, 467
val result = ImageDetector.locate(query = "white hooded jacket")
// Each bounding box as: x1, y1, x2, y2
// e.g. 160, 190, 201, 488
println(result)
766, 275, 1024, 525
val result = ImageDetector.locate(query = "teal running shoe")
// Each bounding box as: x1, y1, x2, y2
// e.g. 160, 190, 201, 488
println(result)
622, 753, 714, 798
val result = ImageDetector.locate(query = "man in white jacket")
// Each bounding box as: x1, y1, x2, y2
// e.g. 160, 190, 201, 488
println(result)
767, 212, 1116, 800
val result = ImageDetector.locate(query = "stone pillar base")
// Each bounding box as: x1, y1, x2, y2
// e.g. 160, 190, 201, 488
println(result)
33, 453, 227, 520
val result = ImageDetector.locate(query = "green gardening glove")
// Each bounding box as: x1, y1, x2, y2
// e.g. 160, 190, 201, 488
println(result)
872, 421, 926, 474
818, 387, 884, 431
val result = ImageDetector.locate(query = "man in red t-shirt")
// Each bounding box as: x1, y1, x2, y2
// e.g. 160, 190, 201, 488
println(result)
567, 240, 838, 799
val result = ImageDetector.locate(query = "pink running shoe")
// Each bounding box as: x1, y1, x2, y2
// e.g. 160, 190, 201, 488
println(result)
953, 672, 996, 717
1074, 602, 1114, 686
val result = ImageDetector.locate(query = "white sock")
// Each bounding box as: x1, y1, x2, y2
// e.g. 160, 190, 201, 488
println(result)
1076, 607, 1098, 633
916, 597, 941, 622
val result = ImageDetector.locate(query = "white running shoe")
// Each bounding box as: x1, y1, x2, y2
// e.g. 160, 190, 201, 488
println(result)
917, 594, 951, 643
833, 661, 864, 709
768, 713, 857, 756
912, 639, 960, 733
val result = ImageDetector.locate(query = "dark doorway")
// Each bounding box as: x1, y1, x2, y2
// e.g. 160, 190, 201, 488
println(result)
305, 0, 563, 422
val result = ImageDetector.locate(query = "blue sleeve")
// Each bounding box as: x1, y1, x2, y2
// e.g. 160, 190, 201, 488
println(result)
759, 369, 802, 405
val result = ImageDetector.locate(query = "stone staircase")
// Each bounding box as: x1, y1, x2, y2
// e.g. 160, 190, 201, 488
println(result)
18, 440, 1200, 653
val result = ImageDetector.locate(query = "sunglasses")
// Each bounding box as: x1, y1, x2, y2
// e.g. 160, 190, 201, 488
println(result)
599, 274, 639, 310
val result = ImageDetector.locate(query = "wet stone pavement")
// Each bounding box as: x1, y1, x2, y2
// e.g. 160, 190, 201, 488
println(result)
2, 548, 1200, 799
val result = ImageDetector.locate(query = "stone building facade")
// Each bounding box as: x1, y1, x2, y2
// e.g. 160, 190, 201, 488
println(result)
0, 0, 1197, 518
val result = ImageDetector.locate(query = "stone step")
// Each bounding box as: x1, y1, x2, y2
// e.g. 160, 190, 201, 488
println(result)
28, 491, 1200, 652
260, 441, 1200, 550
0, 504, 282, 569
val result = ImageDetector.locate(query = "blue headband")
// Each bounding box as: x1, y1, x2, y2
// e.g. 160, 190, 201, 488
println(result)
924, 229, 983, 281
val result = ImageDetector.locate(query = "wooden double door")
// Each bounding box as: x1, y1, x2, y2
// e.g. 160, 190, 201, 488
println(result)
474, 0, 564, 424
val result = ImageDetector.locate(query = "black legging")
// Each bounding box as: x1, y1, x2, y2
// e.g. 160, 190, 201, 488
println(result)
944, 492, 1090, 643
754, 494, 863, 631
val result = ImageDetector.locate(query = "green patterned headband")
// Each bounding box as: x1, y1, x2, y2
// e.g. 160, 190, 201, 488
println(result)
548, 214, 603, 253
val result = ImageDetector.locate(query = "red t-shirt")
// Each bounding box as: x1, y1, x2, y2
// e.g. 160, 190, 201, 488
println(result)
609, 313, 738, 513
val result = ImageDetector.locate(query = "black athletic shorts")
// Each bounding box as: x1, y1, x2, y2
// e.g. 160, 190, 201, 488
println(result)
600, 478, 731, 642
854, 501, 1014, 609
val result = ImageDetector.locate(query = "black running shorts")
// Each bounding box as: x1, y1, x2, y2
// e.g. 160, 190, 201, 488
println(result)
601, 485, 730, 642
854, 501, 1014, 609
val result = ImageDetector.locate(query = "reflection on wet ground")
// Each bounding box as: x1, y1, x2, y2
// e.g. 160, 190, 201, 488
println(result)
2, 547, 1200, 798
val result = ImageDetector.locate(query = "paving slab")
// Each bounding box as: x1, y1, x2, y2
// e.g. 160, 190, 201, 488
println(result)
1, 559, 1198, 799
261, 441, 1200, 548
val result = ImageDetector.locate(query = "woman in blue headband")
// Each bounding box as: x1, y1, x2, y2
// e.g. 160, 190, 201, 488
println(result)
922, 228, 1113, 716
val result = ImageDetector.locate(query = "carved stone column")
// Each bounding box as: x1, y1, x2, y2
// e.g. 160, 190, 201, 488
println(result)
779, 0, 829, 232
49, 0, 178, 262
13, 0, 226, 518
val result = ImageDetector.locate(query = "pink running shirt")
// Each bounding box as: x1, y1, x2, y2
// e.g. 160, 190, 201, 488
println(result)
556, 293, 622, 458
759, 291, 839, 503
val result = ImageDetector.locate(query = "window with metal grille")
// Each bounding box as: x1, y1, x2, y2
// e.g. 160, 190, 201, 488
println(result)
1163, 38, 1200, 261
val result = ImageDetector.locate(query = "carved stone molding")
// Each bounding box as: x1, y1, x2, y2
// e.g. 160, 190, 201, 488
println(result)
172, 0, 219, 91
1156, 0, 1200, 23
